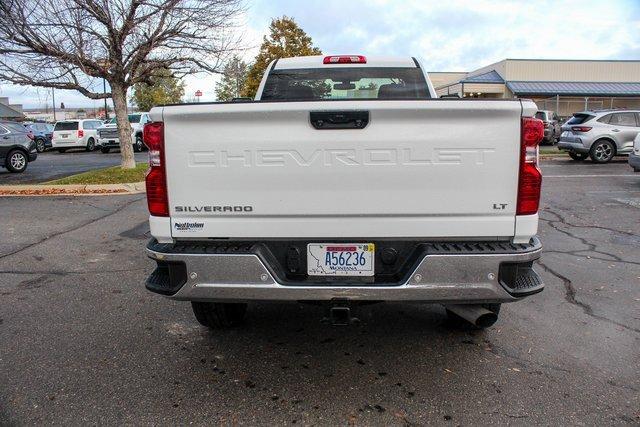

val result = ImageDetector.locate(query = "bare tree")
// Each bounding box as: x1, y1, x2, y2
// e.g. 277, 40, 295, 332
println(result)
0, 0, 242, 168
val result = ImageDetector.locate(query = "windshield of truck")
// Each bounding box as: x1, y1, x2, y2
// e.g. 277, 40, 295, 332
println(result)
105, 115, 140, 124
261, 67, 431, 101
54, 121, 79, 131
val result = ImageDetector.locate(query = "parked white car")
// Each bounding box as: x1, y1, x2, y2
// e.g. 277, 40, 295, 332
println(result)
51, 119, 103, 152
97, 113, 151, 153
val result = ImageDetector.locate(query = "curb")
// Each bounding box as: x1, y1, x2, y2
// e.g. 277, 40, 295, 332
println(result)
540, 154, 567, 160
0, 182, 146, 197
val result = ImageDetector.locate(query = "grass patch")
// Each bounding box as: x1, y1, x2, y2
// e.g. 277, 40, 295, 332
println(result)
539, 147, 566, 155
47, 162, 148, 185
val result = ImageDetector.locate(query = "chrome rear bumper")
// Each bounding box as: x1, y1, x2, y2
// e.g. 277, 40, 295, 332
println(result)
145, 238, 543, 303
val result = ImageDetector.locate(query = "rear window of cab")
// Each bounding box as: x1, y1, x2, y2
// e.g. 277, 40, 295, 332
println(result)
262, 67, 431, 101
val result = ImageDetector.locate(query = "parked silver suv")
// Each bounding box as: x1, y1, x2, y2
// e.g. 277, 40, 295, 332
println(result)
558, 110, 640, 163
629, 133, 640, 172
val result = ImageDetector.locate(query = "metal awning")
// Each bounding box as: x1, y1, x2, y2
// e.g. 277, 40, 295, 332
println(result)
506, 81, 640, 96
460, 70, 504, 84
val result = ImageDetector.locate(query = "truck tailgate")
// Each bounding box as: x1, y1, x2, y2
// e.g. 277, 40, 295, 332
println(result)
160, 100, 526, 239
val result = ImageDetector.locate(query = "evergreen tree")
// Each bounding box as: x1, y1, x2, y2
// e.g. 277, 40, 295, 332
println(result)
242, 16, 322, 98
132, 69, 185, 112
215, 56, 248, 101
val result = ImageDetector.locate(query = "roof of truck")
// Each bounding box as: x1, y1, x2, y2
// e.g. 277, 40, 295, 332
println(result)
273, 55, 419, 70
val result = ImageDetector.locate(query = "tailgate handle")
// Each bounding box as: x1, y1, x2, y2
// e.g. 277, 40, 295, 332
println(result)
310, 111, 369, 130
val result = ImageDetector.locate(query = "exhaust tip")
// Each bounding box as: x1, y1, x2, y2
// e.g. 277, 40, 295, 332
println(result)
445, 304, 499, 329
475, 312, 498, 328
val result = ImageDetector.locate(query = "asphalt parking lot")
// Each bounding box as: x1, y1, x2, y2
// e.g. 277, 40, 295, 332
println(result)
0, 158, 638, 424
0, 150, 148, 184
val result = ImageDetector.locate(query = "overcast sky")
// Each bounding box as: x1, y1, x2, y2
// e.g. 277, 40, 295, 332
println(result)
3, 0, 639, 109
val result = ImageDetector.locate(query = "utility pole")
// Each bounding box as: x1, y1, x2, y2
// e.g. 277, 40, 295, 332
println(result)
52, 88, 56, 122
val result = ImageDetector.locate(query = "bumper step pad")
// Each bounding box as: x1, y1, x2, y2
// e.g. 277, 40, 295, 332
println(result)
499, 262, 544, 297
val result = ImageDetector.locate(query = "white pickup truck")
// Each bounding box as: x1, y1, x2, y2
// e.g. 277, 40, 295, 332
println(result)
143, 55, 545, 329
97, 113, 151, 153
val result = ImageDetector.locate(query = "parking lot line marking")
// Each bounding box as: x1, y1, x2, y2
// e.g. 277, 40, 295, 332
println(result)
586, 190, 640, 193
545, 174, 636, 178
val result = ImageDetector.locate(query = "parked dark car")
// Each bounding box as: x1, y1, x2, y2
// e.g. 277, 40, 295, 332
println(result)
25, 122, 54, 152
535, 110, 561, 145
1, 121, 38, 173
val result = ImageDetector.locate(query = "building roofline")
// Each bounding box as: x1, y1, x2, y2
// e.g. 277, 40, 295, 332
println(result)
434, 82, 461, 90
504, 58, 640, 63
459, 81, 505, 84
508, 80, 640, 84
514, 93, 640, 97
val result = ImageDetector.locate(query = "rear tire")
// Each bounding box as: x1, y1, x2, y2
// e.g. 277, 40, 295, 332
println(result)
589, 139, 615, 163
6, 149, 28, 173
568, 152, 588, 161
100, 147, 110, 154
35, 138, 46, 153
86, 138, 96, 152
191, 302, 247, 329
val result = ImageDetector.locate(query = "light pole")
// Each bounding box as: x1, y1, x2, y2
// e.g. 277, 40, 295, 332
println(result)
97, 59, 110, 120
103, 78, 109, 120
52, 88, 56, 122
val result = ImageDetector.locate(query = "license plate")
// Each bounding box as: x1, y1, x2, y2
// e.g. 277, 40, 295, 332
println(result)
307, 243, 375, 276
61, 134, 68, 138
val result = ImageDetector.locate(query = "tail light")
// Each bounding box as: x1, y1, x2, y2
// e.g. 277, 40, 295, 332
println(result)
571, 126, 592, 132
78, 129, 84, 138
323, 55, 367, 64
143, 122, 169, 217
517, 117, 544, 215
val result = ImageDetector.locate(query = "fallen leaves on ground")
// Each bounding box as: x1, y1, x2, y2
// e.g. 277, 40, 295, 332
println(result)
0, 188, 127, 196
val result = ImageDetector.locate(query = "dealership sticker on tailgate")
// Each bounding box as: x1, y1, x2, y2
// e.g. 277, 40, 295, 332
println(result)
174, 222, 204, 232
307, 243, 375, 277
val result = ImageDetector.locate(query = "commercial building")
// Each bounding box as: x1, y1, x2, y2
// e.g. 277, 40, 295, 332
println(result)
429, 59, 640, 117
0, 97, 24, 120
